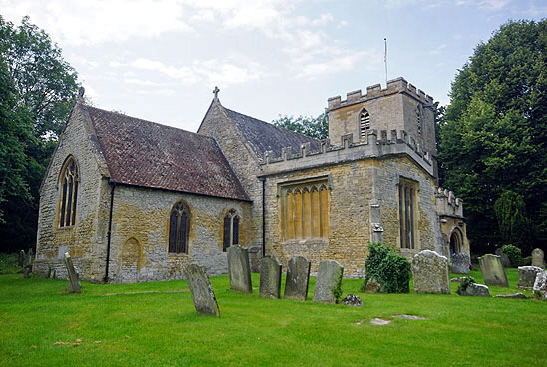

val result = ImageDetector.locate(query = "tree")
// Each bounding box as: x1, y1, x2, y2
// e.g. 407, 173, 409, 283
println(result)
0, 16, 79, 252
273, 111, 329, 139
494, 191, 532, 251
439, 20, 547, 253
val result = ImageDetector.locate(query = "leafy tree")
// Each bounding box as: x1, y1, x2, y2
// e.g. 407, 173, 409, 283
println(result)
273, 111, 329, 139
439, 20, 547, 254
494, 191, 532, 250
0, 16, 79, 252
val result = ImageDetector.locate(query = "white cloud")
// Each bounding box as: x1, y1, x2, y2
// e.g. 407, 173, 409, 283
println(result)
429, 44, 447, 55
296, 50, 378, 80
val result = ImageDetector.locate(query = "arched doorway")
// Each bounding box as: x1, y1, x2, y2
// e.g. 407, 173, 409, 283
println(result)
449, 228, 463, 255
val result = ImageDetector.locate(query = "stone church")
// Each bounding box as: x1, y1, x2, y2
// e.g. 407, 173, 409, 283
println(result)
34, 77, 469, 282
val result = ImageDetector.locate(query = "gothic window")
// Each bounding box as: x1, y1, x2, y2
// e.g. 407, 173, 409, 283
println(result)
279, 177, 330, 241
223, 209, 240, 251
398, 179, 417, 249
169, 201, 190, 254
415, 105, 422, 135
359, 108, 371, 139
58, 157, 79, 227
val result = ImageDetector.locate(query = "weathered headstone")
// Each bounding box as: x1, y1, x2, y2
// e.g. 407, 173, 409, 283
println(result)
313, 260, 344, 304
184, 263, 220, 317
517, 266, 543, 289
451, 252, 470, 274
533, 270, 547, 299
479, 254, 509, 287
18, 250, 25, 267
531, 248, 544, 268
342, 294, 363, 307
411, 250, 450, 294
457, 283, 490, 297
27, 248, 34, 266
227, 245, 252, 293
247, 245, 262, 273
64, 252, 81, 293
259, 256, 282, 299
284, 256, 311, 301
495, 248, 510, 267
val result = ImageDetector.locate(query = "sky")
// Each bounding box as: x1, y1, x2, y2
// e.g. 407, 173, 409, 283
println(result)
1, 0, 545, 132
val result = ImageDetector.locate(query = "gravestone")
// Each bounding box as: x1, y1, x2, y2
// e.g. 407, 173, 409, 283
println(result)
517, 266, 543, 289
259, 256, 282, 299
531, 248, 544, 268
64, 252, 81, 293
532, 270, 547, 299
495, 248, 510, 267
457, 283, 490, 297
247, 245, 262, 273
342, 294, 363, 307
284, 256, 311, 301
27, 248, 34, 266
411, 250, 450, 294
451, 252, 470, 274
227, 245, 252, 293
479, 254, 509, 287
313, 260, 344, 304
18, 250, 25, 267
184, 263, 220, 317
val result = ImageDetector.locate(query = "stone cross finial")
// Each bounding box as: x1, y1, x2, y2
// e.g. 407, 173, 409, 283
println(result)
213, 86, 220, 100
77, 86, 85, 103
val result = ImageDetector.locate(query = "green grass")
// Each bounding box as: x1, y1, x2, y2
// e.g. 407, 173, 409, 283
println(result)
0, 268, 545, 367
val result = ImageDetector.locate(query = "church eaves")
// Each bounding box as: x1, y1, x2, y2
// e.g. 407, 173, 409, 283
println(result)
84, 104, 250, 201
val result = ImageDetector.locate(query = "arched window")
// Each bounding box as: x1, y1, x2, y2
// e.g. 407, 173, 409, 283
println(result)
223, 209, 240, 251
450, 228, 463, 255
359, 108, 370, 139
59, 157, 79, 227
169, 201, 190, 254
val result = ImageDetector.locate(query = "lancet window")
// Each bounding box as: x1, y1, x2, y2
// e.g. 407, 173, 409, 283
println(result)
59, 157, 79, 227
169, 201, 190, 254
223, 209, 240, 251
359, 108, 371, 139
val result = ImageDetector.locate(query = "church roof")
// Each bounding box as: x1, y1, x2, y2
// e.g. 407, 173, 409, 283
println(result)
223, 107, 322, 160
83, 104, 250, 201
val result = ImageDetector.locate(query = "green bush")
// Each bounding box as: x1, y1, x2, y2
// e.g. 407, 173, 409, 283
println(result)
362, 242, 410, 293
501, 244, 523, 267
456, 276, 475, 295
0, 253, 21, 274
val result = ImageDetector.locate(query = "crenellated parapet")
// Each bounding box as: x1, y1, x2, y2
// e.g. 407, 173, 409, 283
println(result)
260, 129, 434, 176
327, 77, 434, 111
435, 187, 464, 219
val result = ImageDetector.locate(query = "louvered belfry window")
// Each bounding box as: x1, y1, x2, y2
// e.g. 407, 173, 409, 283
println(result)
359, 108, 370, 139
59, 157, 79, 227
169, 201, 189, 254
399, 179, 417, 249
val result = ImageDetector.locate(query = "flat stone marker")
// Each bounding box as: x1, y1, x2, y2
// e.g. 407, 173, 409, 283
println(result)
411, 250, 450, 294
227, 245, 252, 293
517, 266, 543, 289
259, 256, 282, 299
313, 260, 344, 304
531, 248, 544, 268
451, 252, 470, 274
284, 256, 311, 301
479, 254, 509, 287
184, 263, 220, 317
64, 252, 81, 293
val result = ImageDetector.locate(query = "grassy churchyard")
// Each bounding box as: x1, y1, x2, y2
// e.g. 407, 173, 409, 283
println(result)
1, 260, 546, 366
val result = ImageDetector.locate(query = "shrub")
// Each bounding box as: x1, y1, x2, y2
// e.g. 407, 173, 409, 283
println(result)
456, 276, 475, 295
362, 242, 410, 293
501, 244, 522, 267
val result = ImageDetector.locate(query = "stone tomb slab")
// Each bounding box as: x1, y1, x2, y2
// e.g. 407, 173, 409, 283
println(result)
184, 263, 220, 317
64, 252, 81, 293
517, 266, 543, 289
411, 250, 450, 294
227, 245, 252, 293
259, 256, 282, 299
479, 254, 509, 287
313, 260, 344, 304
531, 248, 544, 268
284, 256, 311, 301
451, 252, 470, 274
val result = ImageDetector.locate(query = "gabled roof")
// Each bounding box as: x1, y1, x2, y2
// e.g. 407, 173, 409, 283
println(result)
83, 104, 250, 201
223, 107, 322, 160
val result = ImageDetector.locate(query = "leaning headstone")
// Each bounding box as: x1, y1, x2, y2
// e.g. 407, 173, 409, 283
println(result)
313, 260, 344, 304
284, 256, 311, 301
495, 248, 510, 267
411, 250, 450, 294
531, 248, 544, 268
227, 245, 252, 293
457, 283, 490, 297
532, 270, 547, 299
64, 252, 81, 293
479, 254, 509, 287
18, 250, 25, 267
451, 253, 470, 274
184, 263, 220, 317
259, 256, 282, 299
517, 266, 543, 289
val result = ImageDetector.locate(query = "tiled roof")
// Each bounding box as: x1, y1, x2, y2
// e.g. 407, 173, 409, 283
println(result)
84, 104, 250, 201
223, 108, 322, 160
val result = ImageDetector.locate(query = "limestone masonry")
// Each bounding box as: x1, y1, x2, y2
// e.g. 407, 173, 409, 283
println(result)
35, 77, 469, 282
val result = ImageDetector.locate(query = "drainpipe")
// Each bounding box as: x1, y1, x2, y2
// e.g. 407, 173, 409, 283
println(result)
104, 181, 116, 283
259, 177, 266, 257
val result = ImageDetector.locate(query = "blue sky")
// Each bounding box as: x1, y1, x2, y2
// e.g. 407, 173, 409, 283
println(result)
1, 0, 545, 132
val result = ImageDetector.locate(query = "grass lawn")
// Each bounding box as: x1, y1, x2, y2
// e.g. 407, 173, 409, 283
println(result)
0, 267, 546, 366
